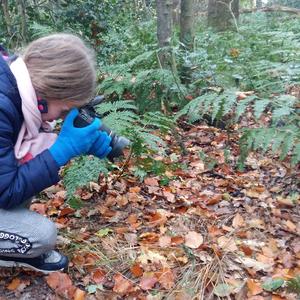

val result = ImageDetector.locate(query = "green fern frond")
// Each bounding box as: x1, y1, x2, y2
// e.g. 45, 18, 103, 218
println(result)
63, 156, 109, 198
29, 22, 55, 38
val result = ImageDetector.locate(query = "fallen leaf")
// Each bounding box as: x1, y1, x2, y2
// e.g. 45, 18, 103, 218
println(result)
171, 236, 184, 245
184, 231, 204, 249
155, 267, 175, 289
140, 273, 158, 290
7, 278, 21, 291
144, 177, 159, 186
217, 236, 238, 252
237, 257, 273, 272
130, 263, 144, 278
73, 288, 86, 300
159, 236, 171, 248
92, 268, 106, 284
247, 279, 263, 296
113, 273, 134, 295
59, 207, 75, 217
232, 213, 245, 228
46, 272, 76, 298
262, 278, 284, 292
30, 203, 47, 215
213, 283, 233, 297
285, 220, 296, 232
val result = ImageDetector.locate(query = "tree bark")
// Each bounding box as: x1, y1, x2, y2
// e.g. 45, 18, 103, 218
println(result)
207, 0, 239, 31
17, 0, 28, 44
256, 0, 263, 8
172, 0, 181, 26
156, 0, 173, 67
1, 0, 12, 37
180, 0, 195, 51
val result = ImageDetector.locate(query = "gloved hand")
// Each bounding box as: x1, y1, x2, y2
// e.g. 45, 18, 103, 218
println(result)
88, 131, 112, 159
49, 108, 100, 167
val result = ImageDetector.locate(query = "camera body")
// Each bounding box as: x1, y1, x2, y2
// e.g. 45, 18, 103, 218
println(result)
73, 96, 130, 161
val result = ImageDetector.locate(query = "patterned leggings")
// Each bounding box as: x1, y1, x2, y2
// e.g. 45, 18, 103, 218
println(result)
0, 199, 57, 258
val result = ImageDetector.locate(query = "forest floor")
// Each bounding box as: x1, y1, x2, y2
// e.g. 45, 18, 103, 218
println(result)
0, 113, 299, 300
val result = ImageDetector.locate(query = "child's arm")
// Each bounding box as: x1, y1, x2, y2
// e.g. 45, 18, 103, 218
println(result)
0, 101, 60, 209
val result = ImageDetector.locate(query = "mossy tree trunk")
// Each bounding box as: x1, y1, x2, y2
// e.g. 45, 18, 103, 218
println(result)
208, 0, 239, 31
180, 0, 195, 51
156, 0, 173, 67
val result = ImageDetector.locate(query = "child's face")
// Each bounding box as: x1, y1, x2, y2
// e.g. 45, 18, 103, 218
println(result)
41, 100, 82, 122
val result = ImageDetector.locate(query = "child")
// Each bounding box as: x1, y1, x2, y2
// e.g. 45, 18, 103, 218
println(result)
0, 34, 112, 273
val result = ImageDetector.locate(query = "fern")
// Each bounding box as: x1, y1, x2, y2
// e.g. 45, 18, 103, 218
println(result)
287, 276, 300, 295
63, 156, 109, 198
178, 89, 300, 165
63, 100, 174, 199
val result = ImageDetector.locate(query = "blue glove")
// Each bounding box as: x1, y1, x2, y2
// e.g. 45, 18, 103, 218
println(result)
88, 131, 112, 159
49, 108, 100, 167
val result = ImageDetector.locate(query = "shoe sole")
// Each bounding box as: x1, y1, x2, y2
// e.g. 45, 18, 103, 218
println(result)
0, 259, 64, 274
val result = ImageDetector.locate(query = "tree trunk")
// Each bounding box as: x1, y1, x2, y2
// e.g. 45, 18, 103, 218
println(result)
172, 0, 181, 26
1, 0, 12, 37
256, 0, 263, 8
18, 0, 28, 45
208, 0, 239, 31
156, 0, 173, 67
180, 0, 195, 51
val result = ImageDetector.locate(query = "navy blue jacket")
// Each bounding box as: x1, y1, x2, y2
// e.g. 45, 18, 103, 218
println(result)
0, 55, 60, 209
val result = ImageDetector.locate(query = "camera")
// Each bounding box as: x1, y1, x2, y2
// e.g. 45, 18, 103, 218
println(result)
74, 96, 130, 161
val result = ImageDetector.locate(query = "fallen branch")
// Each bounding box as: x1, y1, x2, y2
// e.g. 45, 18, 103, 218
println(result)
241, 5, 300, 15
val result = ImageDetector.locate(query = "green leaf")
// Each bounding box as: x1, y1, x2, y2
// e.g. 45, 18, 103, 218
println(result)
87, 284, 104, 294
262, 278, 284, 292
96, 228, 113, 237
213, 283, 233, 297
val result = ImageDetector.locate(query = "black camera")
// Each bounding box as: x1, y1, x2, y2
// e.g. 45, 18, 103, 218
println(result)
74, 96, 130, 161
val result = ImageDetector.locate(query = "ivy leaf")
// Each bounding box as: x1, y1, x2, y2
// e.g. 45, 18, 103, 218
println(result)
262, 278, 284, 292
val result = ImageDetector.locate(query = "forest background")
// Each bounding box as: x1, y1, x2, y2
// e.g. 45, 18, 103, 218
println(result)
0, 0, 299, 299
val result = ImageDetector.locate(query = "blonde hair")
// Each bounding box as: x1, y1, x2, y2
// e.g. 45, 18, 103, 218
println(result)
23, 33, 96, 104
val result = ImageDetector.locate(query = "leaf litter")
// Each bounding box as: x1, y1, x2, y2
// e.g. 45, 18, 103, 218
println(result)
0, 119, 299, 300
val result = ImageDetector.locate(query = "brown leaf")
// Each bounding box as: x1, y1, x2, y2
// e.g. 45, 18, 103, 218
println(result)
46, 272, 76, 298
155, 267, 175, 290
139, 232, 159, 244
140, 273, 157, 290
113, 273, 134, 295
148, 211, 167, 227
159, 236, 171, 248
232, 213, 245, 228
7, 278, 30, 292
59, 207, 75, 217
73, 288, 86, 300
7, 278, 21, 291
171, 236, 184, 245
130, 263, 143, 278
240, 244, 253, 256
163, 191, 175, 203
206, 194, 223, 205
144, 177, 159, 186
92, 268, 106, 284
247, 279, 263, 296
129, 186, 141, 193
184, 231, 204, 249
30, 203, 47, 215
217, 236, 238, 252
